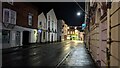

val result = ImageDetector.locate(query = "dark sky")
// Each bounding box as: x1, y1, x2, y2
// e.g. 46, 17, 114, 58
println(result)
32, 2, 85, 26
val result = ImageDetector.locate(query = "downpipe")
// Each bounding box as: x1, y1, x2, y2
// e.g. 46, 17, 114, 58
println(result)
106, 2, 112, 68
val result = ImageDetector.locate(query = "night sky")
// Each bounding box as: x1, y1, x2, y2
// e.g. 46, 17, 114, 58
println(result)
32, 2, 85, 26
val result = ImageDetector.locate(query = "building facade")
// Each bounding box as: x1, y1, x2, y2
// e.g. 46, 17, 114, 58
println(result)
61, 20, 68, 41
37, 12, 47, 43
2, 2, 38, 49
57, 20, 62, 42
67, 26, 81, 40
84, 1, 120, 67
46, 9, 57, 43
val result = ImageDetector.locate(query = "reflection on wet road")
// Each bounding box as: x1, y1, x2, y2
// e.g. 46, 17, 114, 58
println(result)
60, 42, 96, 68
2, 40, 95, 67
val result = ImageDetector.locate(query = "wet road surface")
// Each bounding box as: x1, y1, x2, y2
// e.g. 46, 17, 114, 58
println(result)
59, 41, 97, 68
2, 40, 96, 68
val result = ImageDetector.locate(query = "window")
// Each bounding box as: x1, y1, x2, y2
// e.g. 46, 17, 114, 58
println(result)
39, 22, 42, 25
49, 16, 50, 20
2, 30, 10, 43
38, 21, 42, 29
11, 10, 16, 24
52, 23, 53, 29
28, 13, 33, 26
48, 21, 50, 27
3, 8, 10, 23
71, 31, 72, 34
68, 31, 69, 34
3, 8, 16, 24
43, 32, 45, 39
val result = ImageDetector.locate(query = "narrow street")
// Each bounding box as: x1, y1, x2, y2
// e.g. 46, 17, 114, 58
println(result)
1, 1, 120, 68
2, 41, 95, 67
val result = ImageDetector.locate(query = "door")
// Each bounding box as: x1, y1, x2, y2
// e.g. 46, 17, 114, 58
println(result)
16, 31, 20, 46
51, 34, 53, 42
22, 31, 29, 45
39, 32, 42, 43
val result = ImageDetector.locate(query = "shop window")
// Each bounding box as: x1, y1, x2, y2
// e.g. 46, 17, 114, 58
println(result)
2, 30, 10, 43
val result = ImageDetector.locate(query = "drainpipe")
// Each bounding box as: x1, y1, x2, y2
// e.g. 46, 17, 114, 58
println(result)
106, 2, 111, 68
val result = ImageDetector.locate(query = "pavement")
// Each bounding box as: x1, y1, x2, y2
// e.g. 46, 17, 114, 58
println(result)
59, 41, 97, 68
2, 40, 97, 68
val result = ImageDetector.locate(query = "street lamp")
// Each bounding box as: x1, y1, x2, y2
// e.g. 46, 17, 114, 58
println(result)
77, 12, 81, 16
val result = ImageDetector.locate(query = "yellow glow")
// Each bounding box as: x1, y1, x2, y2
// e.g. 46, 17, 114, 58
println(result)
67, 27, 69, 29
68, 31, 69, 34
75, 27, 77, 29
71, 31, 72, 34
75, 30, 78, 33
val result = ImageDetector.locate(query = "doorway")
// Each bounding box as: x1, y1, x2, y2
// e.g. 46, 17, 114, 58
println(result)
16, 31, 20, 46
22, 31, 29, 45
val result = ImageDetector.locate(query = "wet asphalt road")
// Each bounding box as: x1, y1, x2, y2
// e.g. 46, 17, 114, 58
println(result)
2, 40, 95, 67
59, 41, 96, 68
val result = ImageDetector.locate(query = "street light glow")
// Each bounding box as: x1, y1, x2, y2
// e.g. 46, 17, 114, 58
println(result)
77, 12, 81, 16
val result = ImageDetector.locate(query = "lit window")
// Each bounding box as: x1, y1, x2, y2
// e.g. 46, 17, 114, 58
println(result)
28, 13, 33, 26
75, 27, 77, 29
68, 31, 69, 34
73, 31, 74, 34
71, 31, 72, 34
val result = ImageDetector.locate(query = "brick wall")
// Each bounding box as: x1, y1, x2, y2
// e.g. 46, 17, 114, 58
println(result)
85, 2, 120, 67
2, 2, 38, 29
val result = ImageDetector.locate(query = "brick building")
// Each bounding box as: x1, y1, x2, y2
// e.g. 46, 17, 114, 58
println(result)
2, 2, 38, 49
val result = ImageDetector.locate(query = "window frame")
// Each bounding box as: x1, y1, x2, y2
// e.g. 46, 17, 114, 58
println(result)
28, 13, 33, 26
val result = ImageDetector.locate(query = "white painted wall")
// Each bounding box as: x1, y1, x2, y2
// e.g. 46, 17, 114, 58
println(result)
10, 30, 16, 47
2, 24, 37, 49
29, 29, 37, 43
47, 9, 57, 42
38, 12, 47, 30
38, 12, 47, 43
15, 26, 37, 44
